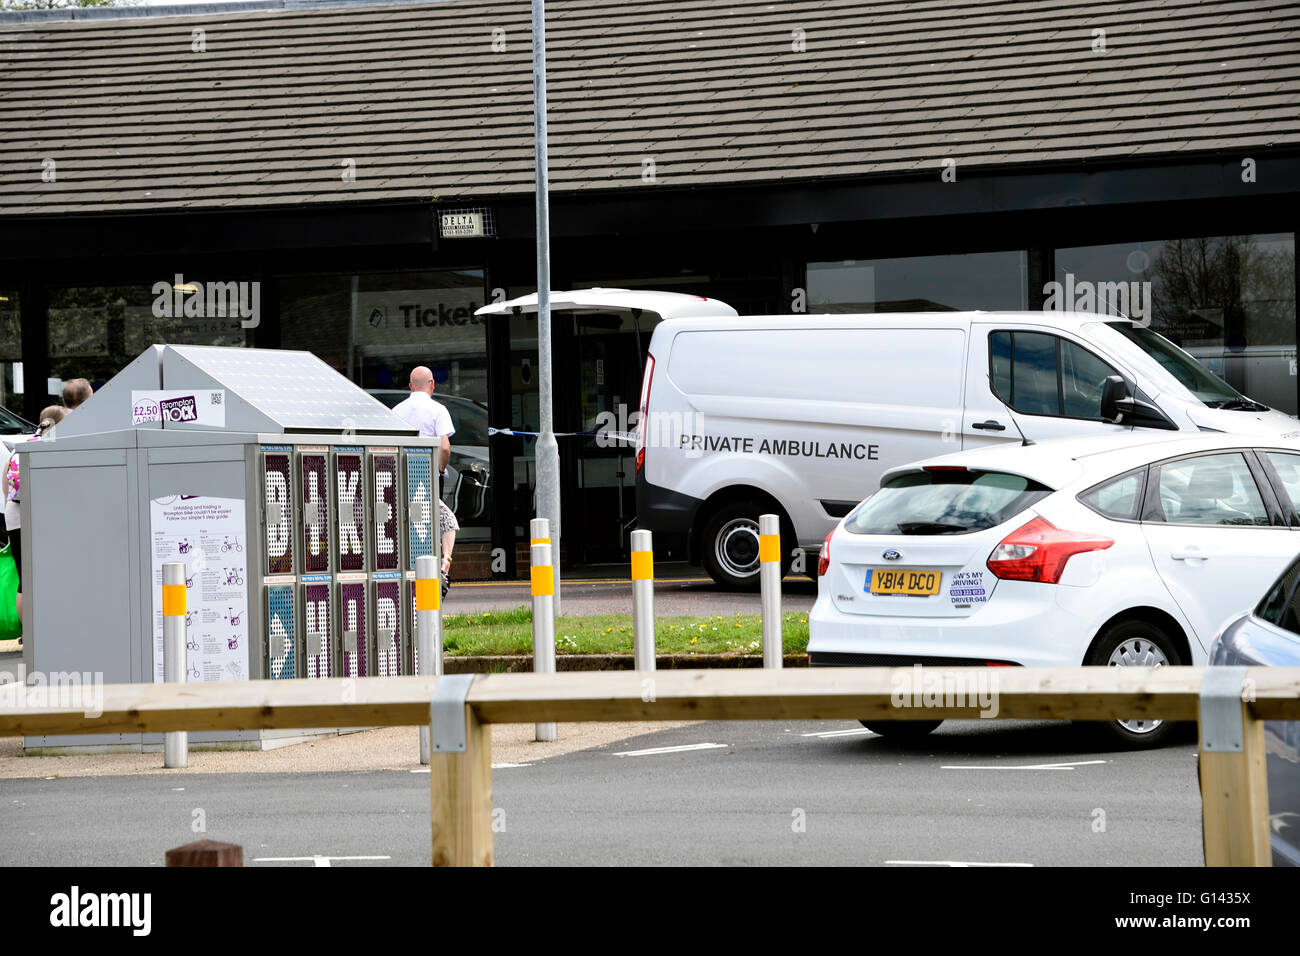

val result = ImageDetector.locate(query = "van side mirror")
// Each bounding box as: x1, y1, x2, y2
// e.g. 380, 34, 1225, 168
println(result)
1100, 375, 1130, 423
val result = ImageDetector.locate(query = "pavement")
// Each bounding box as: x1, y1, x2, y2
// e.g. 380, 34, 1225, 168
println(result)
446, 565, 818, 616
0, 719, 702, 779
0, 564, 806, 778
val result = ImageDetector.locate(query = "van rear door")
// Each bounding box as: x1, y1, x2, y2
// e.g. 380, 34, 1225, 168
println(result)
475, 288, 739, 321
962, 322, 1135, 446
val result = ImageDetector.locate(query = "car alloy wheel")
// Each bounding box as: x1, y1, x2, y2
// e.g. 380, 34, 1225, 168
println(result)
1106, 636, 1170, 734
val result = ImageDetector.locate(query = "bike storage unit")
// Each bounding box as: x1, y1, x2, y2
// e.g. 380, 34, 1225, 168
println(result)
20, 345, 439, 752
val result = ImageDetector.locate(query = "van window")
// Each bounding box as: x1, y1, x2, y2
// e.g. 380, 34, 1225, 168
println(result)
990, 331, 1121, 419
669, 328, 964, 408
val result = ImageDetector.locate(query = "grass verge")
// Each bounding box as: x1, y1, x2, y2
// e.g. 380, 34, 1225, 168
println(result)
441, 605, 809, 657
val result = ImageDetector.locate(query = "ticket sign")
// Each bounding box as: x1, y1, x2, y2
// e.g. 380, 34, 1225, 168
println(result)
266, 583, 295, 679
339, 579, 367, 677
262, 451, 293, 575
300, 451, 330, 574
406, 452, 434, 570
374, 578, 403, 677
303, 579, 332, 678
372, 453, 399, 572
335, 450, 366, 573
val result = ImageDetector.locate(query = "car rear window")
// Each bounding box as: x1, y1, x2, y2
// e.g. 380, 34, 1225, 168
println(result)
845, 469, 1052, 535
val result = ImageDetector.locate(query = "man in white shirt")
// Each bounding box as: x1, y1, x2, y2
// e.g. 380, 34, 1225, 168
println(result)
392, 365, 453, 475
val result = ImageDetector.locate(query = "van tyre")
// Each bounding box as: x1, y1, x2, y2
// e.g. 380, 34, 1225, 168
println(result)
701, 502, 790, 591
1084, 619, 1182, 750
858, 719, 943, 738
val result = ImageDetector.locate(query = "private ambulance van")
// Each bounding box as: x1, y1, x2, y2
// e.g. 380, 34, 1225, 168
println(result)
479, 290, 1299, 590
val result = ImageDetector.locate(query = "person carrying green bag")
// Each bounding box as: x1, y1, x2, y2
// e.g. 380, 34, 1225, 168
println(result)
3, 406, 69, 645
0, 541, 18, 642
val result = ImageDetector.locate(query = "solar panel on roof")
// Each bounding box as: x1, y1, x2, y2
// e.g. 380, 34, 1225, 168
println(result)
166, 345, 416, 434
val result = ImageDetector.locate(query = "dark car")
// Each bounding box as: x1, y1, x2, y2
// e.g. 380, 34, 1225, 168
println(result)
1211, 554, 1300, 866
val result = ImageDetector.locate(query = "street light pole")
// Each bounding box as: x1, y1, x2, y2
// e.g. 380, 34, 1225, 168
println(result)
532, 0, 561, 615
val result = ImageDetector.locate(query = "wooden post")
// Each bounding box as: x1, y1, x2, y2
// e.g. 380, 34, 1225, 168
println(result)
165, 839, 243, 867
1200, 699, 1271, 866
430, 703, 493, 867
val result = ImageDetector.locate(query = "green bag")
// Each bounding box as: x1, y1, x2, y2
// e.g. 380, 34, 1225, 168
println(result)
0, 542, 19, 641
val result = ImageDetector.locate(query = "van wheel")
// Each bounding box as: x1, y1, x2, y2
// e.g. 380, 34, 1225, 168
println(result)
701, 502, 789, 591
1083, 620, 1181, 749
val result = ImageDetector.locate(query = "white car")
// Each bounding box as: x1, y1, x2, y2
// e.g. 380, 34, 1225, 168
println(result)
809, 432, 1300, 748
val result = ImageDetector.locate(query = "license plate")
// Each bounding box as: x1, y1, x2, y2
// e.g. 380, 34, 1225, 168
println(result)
865, 568, 941, 596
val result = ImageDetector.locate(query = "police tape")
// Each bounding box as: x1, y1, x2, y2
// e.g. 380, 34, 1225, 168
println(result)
487, 427, 635, 442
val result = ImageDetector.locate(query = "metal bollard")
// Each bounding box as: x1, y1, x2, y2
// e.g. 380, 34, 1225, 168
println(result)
531, 516, 559, 619
759, 514, 783, 669
530, 540, 557, 742
630, 529, 655, 671
162, 562, 188, 767
416, 554, 442, 765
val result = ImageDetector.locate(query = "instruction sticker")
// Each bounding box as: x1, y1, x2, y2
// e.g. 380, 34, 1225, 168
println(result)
948, 570, 988, 607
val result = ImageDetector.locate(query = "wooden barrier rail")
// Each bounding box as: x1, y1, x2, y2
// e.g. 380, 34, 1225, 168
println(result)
2, 666, 1298, 866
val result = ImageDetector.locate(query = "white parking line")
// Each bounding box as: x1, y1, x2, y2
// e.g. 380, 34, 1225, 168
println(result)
800, 728, 876, 738
940, 759, 1109, 771
887, 860, 1033, 867
409, 763, 532, 772
613, 742, 729, 757
253, 855, 391, 867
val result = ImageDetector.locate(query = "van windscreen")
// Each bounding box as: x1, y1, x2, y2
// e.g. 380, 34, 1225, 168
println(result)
845, 470, 1052, 535
1096, 322, 1261, 408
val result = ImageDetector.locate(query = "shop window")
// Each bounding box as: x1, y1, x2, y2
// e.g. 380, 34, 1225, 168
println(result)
807, 251, 1029, 313
0, 290, 21, 419
47, 281, 250, 404
1055, 234, 1297, 414
278, 270, 491, 535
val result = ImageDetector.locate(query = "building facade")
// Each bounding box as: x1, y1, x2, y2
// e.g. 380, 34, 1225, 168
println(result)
1, 0, 1297, 575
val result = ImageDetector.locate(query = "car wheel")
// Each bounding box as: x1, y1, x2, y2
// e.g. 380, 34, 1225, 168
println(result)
858, 719, 943, 738
701, 502, 790, 590
1084, 619, 1181, 749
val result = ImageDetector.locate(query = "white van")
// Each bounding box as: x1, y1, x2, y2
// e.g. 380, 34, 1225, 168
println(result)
632, 305, 1300, 589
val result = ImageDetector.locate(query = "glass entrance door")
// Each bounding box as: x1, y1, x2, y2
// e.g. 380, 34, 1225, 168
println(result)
567, 313, 646, 563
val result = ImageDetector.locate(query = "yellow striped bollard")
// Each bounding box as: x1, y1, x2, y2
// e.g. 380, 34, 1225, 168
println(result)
416, 553, 442, 765
162, 562, 188, 768
631, 529, 655, 671
759, 514, 783, 669
530, 518, 557, 742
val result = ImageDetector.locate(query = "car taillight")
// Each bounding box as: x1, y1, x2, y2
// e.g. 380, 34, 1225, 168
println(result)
635, 354, 655, 474
817, 530, 834, 576
986, 515, 1113, 584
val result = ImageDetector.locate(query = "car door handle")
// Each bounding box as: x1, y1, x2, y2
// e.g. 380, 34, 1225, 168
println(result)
1171, 549, 1209, 561
972, 420, 1006, 431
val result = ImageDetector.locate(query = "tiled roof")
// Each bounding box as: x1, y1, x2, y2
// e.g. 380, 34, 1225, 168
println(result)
1, 0, 1298, 215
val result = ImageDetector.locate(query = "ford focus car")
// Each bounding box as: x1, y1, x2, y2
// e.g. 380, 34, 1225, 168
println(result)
809, 432, 1300, 748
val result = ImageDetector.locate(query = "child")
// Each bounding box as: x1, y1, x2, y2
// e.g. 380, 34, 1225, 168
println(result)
438, 498, 457, 600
